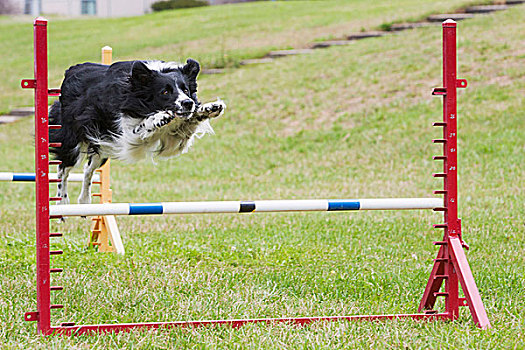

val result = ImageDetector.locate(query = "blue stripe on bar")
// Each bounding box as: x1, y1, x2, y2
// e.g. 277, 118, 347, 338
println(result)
12, 173, 36, 181
327, 200, 360, 211
129, 203, 163, 215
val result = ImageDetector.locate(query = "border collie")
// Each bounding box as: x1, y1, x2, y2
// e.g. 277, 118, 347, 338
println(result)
49, 58, 225, 205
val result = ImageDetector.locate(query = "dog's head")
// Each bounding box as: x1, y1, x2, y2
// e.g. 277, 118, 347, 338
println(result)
125, 59, 201, 119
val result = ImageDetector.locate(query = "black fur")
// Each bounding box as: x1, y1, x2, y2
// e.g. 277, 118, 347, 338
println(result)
49, 59, 201, 167
48, 58, 226, 205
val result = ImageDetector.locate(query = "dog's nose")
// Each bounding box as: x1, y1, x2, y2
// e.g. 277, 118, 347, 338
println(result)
181, 99, 194, 110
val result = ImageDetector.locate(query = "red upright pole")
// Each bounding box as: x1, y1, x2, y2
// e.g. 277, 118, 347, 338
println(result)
442, 19, 461, 320
33, 17, 52, 335
419, 20, 490, 329
22, 18, 65, 335
442, 24, 490, 327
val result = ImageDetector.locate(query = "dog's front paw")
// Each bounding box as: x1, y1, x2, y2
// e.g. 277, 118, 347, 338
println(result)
134, 112, 175, 139
198, 99, 226, 119
153, 111, 176, 127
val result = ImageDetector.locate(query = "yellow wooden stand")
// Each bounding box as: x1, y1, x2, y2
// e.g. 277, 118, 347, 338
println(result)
89, 46, 125, 254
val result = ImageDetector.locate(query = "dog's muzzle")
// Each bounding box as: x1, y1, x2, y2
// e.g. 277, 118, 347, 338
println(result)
174, 99, 195, 119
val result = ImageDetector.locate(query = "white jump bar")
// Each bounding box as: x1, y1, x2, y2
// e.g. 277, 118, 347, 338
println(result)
0, 172, 96, 182
50, 198, 444, 217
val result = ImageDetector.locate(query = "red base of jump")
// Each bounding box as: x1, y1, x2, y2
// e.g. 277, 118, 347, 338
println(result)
47, 313, 451, 336
23, 18, 490, 335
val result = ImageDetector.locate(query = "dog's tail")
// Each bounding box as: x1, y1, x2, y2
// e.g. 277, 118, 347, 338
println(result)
48, 100, 63, 160
48, 100, 80, 167
49, 100, 64, 158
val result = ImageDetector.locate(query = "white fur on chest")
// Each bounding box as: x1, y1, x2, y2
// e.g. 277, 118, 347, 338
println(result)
94, 112, 214, 163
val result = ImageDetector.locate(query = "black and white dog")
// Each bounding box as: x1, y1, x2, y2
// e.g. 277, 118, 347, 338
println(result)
49, 58, 225, 205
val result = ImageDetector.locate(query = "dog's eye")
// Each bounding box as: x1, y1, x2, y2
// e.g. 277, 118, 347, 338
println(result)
161, 90, 169, 95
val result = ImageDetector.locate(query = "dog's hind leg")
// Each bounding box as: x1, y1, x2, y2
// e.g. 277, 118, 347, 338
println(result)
56, 164, 73, 205
78, 153, 103, 204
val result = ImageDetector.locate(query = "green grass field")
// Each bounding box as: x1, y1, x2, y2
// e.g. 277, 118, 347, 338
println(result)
1, 1, 524, 348
0, 0, 485, 114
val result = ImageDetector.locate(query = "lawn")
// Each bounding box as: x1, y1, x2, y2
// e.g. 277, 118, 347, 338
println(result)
0, 1, 524, 349
1, 0, 484, 114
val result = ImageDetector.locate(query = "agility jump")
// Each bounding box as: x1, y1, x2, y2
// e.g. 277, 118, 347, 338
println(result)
22, 17, 490, 335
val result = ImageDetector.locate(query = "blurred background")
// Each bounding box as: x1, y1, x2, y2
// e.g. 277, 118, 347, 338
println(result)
1, 0, 254, 17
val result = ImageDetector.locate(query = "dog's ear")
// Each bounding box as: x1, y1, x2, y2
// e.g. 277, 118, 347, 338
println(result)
181, 58, 200, 81
130, 61, 153, 86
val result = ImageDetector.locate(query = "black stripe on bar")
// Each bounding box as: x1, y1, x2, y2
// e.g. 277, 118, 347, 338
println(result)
239, 201, 256, 213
